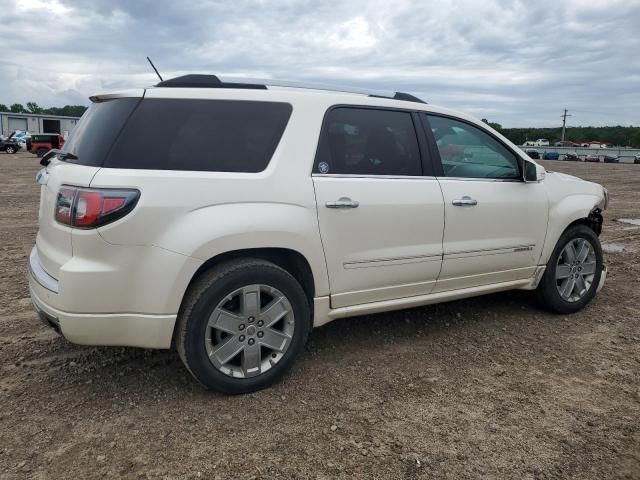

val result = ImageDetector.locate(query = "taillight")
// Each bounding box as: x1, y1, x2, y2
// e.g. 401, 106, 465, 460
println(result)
54, 186, 139, 228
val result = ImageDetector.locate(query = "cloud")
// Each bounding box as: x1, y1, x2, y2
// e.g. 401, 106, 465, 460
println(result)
0, 0, 638, 127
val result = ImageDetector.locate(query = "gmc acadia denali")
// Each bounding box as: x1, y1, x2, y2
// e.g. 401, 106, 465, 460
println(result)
29, 75, 608, 393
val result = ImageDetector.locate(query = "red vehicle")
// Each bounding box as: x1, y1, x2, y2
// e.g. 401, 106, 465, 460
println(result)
584, 154, 600, 163
28, 133, 65, 158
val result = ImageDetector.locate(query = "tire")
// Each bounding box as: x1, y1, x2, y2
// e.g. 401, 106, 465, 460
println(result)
176, 258, 311, 394
36, 148, 48, 158
5, 146, 16, 154
536, 224, 603, 314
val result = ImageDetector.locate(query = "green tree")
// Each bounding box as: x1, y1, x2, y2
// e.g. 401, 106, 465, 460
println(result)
0, 104, 8, 112
9, 103, 26, 113
26, 102, 43, 114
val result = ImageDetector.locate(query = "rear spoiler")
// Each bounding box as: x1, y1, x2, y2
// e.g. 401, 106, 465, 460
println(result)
89, 89, 146, 103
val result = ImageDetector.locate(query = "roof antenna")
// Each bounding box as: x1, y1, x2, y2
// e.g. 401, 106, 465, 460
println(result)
146, 56, 163, 82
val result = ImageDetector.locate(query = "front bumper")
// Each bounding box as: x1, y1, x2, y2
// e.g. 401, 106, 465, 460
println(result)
28, 246, 176, 349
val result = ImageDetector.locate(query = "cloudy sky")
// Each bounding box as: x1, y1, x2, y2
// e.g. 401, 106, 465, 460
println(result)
0, 0, 638, 127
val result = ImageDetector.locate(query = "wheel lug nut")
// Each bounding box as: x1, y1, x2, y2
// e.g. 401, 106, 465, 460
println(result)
248, 316, 255, 323
239, 324, 245, 330
257, 320, 264, 327
239, 335, 245, 342
248, 338, 255, 346
257, 331, 264, 338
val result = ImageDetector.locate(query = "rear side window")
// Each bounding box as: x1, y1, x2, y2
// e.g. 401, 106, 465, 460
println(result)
61, 98, 140, 166
105, 99, 292, 172
313, 107, 422, 176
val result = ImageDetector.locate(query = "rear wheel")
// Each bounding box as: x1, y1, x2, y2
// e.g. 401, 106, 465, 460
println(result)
5, 146, 16, 154
537, 225, 603, 314
176, 258, 311, 394
36, 148, 48, 158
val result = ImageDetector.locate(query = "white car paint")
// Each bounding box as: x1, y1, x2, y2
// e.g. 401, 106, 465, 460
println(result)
29, 84, 607, 349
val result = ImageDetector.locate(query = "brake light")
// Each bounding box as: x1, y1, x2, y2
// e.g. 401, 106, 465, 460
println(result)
54, 187, 139, 228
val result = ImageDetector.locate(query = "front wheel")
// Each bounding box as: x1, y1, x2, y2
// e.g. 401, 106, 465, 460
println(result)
175, 259, 311, 394
5, 146, 16, 154
537, 224, 603, 314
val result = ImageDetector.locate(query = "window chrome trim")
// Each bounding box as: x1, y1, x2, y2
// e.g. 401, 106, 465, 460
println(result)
311, 173, 438, 180
437, 176, 523, 183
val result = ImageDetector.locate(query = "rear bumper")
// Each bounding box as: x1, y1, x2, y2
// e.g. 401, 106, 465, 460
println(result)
29, 285, 176, 349
28, 246, 176, 349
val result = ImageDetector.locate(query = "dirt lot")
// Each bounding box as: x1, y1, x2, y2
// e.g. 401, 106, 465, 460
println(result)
1, 152, 638, 479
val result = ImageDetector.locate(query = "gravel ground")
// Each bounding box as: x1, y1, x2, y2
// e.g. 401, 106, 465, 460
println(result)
1, 153, 639, 479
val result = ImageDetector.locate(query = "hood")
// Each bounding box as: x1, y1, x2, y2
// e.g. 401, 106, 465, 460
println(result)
544, 170, 607, 210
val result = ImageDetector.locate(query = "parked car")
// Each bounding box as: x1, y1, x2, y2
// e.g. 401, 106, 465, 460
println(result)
29, 74, 608, 394
555, 140, 577, 147
525, 148, 541, 159
634, 153, 640, 164
542, 151, 560, 160
0, 137, 20, 154
603, 155, 619, 163
584, 155, 601, 163
564, 151, 580, 161
28, 133, 65, 158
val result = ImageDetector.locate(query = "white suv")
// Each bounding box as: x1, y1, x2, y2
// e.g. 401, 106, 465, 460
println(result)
29, 75, 608, 393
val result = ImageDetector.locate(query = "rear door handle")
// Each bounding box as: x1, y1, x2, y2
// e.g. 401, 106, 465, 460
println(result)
452, 196, 478, 206
325, 197, 359, 209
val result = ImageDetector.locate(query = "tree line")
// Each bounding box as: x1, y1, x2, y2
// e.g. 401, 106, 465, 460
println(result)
482, 119, 640, 149
0, 102, 88, 118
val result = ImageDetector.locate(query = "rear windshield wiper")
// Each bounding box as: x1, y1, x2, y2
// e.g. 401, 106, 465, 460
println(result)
40, 149, 78, 166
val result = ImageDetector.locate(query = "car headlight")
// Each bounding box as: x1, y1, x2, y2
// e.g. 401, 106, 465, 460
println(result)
603, 187, 609, 210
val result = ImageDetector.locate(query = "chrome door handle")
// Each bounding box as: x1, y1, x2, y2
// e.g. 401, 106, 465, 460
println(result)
325, 198, 359, 209
452, 196, 478, 206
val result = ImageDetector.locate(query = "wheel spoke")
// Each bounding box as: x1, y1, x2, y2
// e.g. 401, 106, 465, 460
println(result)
581, 261, 597, 275
556, 264, 572, 280
241, 286, 261, 316
563, 242, 578, 263
560, 276, 576, 299
260, 328, 290, 352
575, 275, 587, 294
211, 336, 243, 365
261, 296, 290, 327
242, 344, 261, 376
576, 240, 591, 263
208, 308, 241, 334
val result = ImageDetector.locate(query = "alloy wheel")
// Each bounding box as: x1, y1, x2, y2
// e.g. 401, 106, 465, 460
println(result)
555, 238, 597, 302
205, 284, 295, 378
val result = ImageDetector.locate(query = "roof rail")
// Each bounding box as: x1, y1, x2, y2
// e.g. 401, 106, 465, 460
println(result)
155, 74, 426, 104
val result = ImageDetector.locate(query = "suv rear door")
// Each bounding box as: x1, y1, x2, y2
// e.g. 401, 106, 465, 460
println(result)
34, 93, 143, 279
312, 106, 444, 308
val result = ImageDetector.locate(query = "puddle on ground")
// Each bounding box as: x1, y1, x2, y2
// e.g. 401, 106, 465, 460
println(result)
602, 243, 625, 253
618, 218, 640, 226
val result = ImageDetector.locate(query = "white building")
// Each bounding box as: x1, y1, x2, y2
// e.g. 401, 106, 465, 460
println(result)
0, 111, 80, 138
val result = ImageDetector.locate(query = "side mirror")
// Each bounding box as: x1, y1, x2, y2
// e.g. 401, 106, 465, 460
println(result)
524, 159, 545, 183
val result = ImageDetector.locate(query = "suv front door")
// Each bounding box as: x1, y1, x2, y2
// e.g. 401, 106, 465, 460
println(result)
312, 107, 444, 308
422, 114, 548, 292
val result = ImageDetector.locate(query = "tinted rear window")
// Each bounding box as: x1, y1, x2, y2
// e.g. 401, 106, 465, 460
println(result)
104, 99, 292, 172
61, 98, 140, 166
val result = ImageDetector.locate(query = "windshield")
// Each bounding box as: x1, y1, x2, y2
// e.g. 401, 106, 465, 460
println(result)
61, 97, 140, 166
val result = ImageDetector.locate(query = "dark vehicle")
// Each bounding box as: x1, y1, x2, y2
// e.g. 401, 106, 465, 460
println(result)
525, 148, 541, 159
603, 155, 619, 163
28, 133, 65, 158
564, 151, 580, 161
543, 151, 560, 160
0, 137, 20, 154
584, 155, 600, 163
635, 154, 640, 164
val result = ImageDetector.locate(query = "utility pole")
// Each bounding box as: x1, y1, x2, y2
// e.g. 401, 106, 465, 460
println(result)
561, 109, 572, 142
